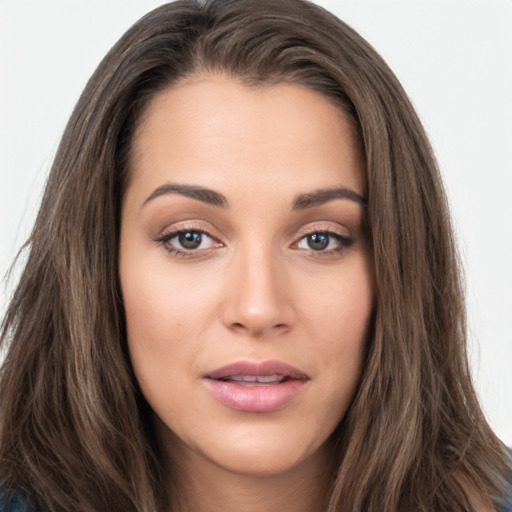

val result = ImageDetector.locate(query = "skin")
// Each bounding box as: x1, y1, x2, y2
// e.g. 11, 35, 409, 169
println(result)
119, 74, 374, 512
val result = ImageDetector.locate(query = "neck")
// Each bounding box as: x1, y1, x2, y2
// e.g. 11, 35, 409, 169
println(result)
161, 432, 336, 512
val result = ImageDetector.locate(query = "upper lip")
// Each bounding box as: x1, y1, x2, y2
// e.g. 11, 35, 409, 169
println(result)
205, 360, 310, 381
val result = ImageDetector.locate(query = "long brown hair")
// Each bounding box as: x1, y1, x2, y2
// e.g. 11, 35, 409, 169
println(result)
1, 1, 509, 511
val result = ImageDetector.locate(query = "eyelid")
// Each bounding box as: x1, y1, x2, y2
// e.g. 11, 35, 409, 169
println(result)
295, 221, 351, 240
152, 219, 354, 257
290, 222, 354, 254
153, 221, 224, 256
154, 220, 223, 241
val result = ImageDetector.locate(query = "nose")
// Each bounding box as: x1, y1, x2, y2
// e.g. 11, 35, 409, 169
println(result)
221, 243, 295, 338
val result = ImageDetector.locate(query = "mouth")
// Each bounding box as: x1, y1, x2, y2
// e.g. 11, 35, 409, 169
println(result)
204, 360, 310, 413
216, 374, 292, 386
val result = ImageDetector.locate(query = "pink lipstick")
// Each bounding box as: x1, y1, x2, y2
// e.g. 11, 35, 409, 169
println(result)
204, 360, 309, 413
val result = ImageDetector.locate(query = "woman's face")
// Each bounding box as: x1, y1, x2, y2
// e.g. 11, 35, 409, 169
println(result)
119, 75, 374, 477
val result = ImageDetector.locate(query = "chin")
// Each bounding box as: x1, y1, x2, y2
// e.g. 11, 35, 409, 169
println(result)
210, 437, 311, 476
161, 414, 336, 479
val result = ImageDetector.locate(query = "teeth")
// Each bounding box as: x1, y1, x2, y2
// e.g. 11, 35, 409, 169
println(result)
229, 375, 256, 382
256, 375, 285, 383
226, 374, 285, 383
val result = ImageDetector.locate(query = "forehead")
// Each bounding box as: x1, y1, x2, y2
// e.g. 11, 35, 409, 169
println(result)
127, 74, 365, 203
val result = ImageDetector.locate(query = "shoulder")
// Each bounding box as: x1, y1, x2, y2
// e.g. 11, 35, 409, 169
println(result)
498, 483, 512, 512
0, 489, 34, 512
497, 448, 512, 512
469, 447, 512, 512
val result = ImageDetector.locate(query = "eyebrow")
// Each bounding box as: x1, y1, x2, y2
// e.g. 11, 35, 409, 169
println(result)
142, 183, 366, 210
143, 183, 228, 208
292, 187, 367, 209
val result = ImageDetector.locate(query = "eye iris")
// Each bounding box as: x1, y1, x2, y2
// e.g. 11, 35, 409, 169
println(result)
307, 233, 329, 251
178, 231, 202, 249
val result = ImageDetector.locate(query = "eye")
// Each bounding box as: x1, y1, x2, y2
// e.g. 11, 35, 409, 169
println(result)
155, 227, 222, 256
176, 231, 207, 250
295, 231, 353, 253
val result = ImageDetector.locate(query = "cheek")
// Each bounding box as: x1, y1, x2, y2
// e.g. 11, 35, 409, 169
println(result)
304, 258, 374, 346
119, 252, 211, 394
303, 259, 374, 399
121, 252, 215, 343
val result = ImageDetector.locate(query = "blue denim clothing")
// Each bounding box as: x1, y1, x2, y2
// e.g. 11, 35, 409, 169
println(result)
500, 447, 512, 512
0, 491, 33, 512
501, 486, 512, 512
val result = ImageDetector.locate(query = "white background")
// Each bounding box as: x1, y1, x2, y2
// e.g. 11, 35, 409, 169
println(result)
1, 0, 511, 445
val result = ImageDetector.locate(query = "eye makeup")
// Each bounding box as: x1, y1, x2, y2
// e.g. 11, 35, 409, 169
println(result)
154, 224, 224, 257
152, 219, 355, 260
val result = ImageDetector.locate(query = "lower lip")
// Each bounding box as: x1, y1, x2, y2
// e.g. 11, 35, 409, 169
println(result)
205, 378, 307, 413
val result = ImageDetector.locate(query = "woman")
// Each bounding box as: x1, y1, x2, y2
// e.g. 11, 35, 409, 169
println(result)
0, 0, 510, 511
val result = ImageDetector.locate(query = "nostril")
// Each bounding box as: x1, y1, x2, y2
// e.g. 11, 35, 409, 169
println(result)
229, 321, 290, 336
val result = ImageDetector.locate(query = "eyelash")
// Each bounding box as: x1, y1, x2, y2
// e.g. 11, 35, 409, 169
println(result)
154, 226, 220, 257
154, 225, 353, 258
294, 229, 354, 256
